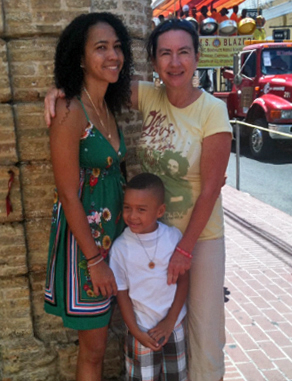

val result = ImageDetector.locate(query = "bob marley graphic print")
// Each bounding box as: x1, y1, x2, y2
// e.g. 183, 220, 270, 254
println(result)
137, 81, 232, 240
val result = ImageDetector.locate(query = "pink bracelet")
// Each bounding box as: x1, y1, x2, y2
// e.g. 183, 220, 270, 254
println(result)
176, 246, 192, 259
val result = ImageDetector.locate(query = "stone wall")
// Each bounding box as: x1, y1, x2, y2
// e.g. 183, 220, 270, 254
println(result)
0, 1, 152, 379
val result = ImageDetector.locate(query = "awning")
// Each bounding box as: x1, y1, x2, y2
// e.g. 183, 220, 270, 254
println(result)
152, 0, 198, 17
193, 0, 246, 13
152, 0, 245, 17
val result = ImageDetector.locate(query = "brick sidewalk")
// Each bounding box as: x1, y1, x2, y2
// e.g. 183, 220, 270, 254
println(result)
222, 185, 292, 381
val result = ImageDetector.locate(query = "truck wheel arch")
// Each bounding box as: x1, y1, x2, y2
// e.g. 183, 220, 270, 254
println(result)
246, 104, 267, 125
241, 104, 267, 138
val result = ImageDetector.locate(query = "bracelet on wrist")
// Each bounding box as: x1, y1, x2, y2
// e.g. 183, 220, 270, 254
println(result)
176, 246, 192, 259
87, 256, 104, 268
86, 252, 101, 262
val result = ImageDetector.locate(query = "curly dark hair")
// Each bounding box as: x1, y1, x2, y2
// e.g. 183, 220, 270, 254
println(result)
146, 18, 199, 61
54, 12, 133, 114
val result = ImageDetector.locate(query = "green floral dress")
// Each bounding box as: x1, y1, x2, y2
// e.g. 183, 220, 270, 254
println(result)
44, 99, 126, 330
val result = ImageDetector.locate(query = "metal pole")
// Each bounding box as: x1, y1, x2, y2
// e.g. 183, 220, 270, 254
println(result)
235, 122, 240, 190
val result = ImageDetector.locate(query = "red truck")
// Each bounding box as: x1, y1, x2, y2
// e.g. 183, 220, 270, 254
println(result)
213, 40, 292, 159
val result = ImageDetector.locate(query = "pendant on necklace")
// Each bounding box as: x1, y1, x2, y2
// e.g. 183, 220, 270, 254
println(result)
149, 261, 155, 269
136, 229, 158, 270
108, 133, 111, 140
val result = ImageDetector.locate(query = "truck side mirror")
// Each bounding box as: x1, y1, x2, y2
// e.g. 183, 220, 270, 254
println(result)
233, 53, 242, 86
234, 74, 243, 86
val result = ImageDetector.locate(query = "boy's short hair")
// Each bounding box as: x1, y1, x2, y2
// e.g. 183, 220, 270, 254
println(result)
126, 173, 165, 204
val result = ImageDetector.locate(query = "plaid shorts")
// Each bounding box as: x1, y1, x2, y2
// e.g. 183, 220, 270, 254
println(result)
125, 322, 187, 381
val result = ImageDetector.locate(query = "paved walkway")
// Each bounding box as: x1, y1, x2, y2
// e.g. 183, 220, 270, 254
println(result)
222, 185, 292, 381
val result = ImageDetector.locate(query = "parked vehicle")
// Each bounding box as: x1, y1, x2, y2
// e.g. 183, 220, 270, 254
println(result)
213, 40, 292, 159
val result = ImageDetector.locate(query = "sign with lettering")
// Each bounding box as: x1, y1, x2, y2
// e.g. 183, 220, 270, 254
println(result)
273, 29, 290, 41
198, 36, 253, 68
246, 8, 260, 20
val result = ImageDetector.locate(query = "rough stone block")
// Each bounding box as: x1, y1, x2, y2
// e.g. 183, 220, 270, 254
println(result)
0, 275, 33, 341
0, 337, 57, 379
2, 0, 30, 11
123, 0, 144, 12
1, 316, 33, 341
57, 343, 78, 381
8, 37, 56, 83
111, 305, 126, 332
0, 2, 3, 34
132, 38, 151, 78
26, 218, 51, 272
104, 329, 124, 378
92, 0, 119, 11
0, 39, 11, 102
4, 11, 33, 38
0, 104, 18, 165
127, 11, 151, 39
30, 0, 61, 8
91, 0, 151, 39
8, 38, 56, 101
33, 10, 89, 30
30, 270, 47, 294
0, 166, 23, 223
21, 162, 55, 219
65, 0, 91, 7
30, 272, 70, 343
30, 272, 55, 340
5, 9, 90, 38
14, 102, 50, 161
35, 313, 73, 343
0, 222, 27, 277
30, 270, 78, 343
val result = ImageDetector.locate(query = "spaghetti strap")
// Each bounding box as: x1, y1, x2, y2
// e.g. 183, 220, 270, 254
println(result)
77, 96, 91, 123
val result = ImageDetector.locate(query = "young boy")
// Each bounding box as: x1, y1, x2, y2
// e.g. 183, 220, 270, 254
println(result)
110, 173, 188, 381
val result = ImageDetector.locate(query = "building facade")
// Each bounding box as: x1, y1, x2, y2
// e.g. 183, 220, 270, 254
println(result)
0, 1, 151, 379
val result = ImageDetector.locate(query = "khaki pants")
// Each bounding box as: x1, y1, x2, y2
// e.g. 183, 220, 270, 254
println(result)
188, 237, 226, 381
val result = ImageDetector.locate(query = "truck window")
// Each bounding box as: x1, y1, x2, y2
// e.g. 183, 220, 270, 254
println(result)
241, 52, 256, 78
262, 48, 292, 75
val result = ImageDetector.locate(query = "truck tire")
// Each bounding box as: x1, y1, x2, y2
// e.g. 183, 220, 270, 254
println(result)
249, 118, 274, 159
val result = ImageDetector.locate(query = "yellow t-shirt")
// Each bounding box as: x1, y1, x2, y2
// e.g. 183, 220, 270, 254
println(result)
137, 81, 232, 240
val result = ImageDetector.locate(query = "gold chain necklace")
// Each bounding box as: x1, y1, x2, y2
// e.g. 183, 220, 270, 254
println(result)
136, 228, 158, 269
83, 87, 111, 140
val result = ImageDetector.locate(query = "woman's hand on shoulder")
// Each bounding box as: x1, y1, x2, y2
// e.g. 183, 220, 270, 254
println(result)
50, 97, 85, 136
44, 86, 65, 127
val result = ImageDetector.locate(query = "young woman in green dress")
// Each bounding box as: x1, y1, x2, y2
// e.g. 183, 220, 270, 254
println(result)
44, 13, 133, 380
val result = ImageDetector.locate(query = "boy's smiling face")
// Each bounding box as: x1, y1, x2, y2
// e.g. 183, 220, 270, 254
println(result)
123, 188, 165, 234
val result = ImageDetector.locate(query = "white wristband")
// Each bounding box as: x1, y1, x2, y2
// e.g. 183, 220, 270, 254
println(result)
87, 256, 104, 268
